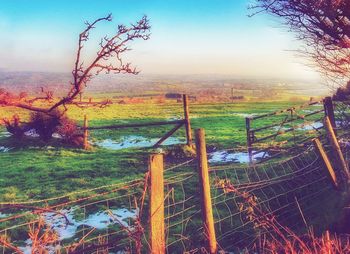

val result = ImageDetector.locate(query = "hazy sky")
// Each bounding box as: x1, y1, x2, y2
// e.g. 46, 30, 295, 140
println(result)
0, 0, 321, 80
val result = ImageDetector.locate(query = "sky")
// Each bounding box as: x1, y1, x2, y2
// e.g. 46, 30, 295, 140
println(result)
0, 0, 321, 80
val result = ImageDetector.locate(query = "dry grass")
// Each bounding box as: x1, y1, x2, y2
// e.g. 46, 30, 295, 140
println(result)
214, 177, 350, 254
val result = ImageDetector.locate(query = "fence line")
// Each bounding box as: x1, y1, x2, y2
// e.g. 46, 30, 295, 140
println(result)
245, 97, 335, 164
81, 94, 193, 149
0, 136, 348, 253
1, 100, 350, 253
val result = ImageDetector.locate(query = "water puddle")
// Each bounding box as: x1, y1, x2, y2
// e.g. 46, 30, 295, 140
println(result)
19, 207, 138, 253
1, 130, 63, 139
167, 114, 198, 120
52, 133, 63, 139
0, 212, 9, 218
24, 129, 40, 138
209, 150, 269, 164
0, 146, 11, 152
272, 126, 288, 131
42, 207, 138, 240
272, 121, 323, 132
232, 113, 258, 118
301, 109, 314, 113
96, 135, 185, 150
299, 121, 323, 131
167, 116, 182, 121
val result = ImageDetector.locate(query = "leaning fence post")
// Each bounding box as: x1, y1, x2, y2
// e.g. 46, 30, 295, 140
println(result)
149, 154, 165, 254
324, 96, 336, 129
246, 117, 253, 164
83, 115, 89, 150
313, 138, 338, 189
324, 116, 350, 182
195, 128, 217, 254
183, 94, 193, 146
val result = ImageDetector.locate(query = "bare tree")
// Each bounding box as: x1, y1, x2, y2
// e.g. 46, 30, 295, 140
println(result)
0, 14, 150, 142
251, 0, 350, 87
0, 14, 150, 113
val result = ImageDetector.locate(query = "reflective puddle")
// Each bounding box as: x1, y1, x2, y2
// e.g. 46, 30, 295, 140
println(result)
298, 121, 323, 131
42, 207, 138, 240
232, 113, 258, 118
96, 135, 185, 150
272, 121, 323, 132
19, 207, 138, 253
209, 150, 269, 164
0, 146, 11, 152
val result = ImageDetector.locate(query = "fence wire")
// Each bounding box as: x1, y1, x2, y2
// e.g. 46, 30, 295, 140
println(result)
0, 141, 346, 253
0, 177, 147, 254
246, 100, 326, 163
334, 101, 350, 130
163, 161, 201, 253
0, 100, 349, 253
207, 146, 339, 252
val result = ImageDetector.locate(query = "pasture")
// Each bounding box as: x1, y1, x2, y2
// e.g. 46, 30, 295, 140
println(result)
1, 97, 346, 253
0, 99, 310, 201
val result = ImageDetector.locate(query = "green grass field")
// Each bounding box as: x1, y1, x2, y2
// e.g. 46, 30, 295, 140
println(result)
0, 99, 325, 201
0, 98, 347, 253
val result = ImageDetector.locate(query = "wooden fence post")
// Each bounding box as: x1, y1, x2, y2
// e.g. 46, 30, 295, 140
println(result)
324, 96, 336, 129
83, 115, 89, 150
324, 116, 350, 181
183, 94, 193, 146
149, 154, 165, 254
195, 129, 217, 254
313, 138, 338, 189
246, 117, 253, 164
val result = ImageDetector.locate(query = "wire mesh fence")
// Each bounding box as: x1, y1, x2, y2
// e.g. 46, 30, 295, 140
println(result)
334, 100, 350, 130
0, 177, 147, 254
208, 147, 338, 251
246, 99, 327, 163
0, 137, 347, 253
163, 165, 199, 253
0, 99, 349, 253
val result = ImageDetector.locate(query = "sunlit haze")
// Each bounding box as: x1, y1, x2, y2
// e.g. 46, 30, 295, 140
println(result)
0, 0, 320, 81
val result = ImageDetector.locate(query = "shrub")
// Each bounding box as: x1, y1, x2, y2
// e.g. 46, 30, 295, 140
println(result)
56, 116, 83, 146
29, 110, 61, 142
3, 114, 26, 138
333, 81, 350, 101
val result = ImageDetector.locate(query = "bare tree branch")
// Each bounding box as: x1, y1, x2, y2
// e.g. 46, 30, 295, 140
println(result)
0, 14, 151, 114
251, 0, 350, 87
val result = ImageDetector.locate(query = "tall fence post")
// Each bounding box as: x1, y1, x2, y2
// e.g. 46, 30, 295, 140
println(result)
246, 117, 253, 164
313, 138, 338, 189
149, 154, 165, 254
195, 128, 217, 254
324, 116, 350, 182
83, 115, 89, 150
324, 96, 336, 129
183, 94, 193, 146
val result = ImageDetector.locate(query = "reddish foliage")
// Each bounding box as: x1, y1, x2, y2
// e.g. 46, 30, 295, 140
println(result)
56, 117, 83, 146
0, 14, 150, 144
252, 0, 350, 87
0, 14, 150, 114
3, 114, 27, 138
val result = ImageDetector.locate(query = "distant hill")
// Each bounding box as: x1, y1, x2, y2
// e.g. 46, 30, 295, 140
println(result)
0, 71, 330, 99
0, 71, 71, 95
